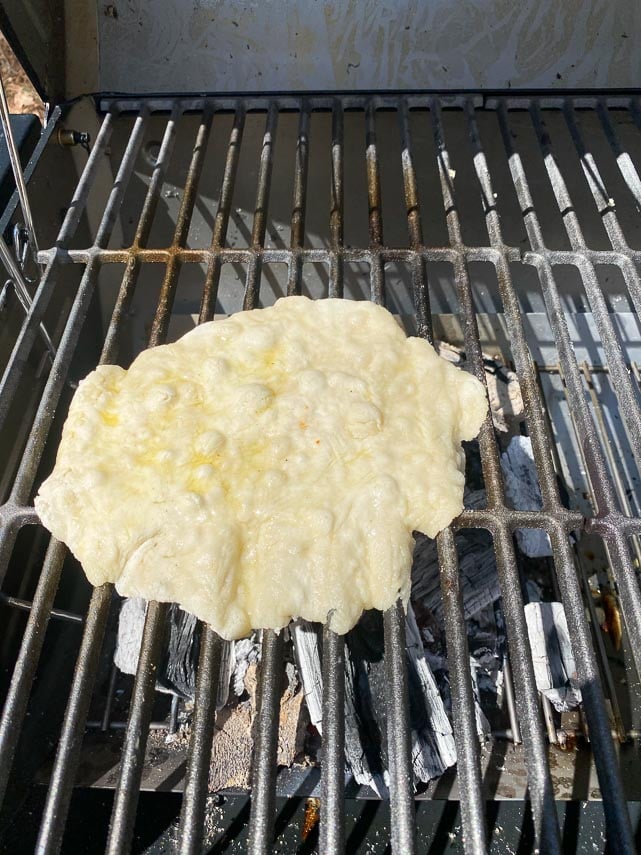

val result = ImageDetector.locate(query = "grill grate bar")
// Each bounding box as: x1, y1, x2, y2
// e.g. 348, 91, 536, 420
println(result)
0, 539, 66, 806
106, 602, 168, 854
405, 97, 486, 852
437, 529, 487, 854
0, 110, 114, 438
544, 365, 630, 745
367, 121, 416, 851
548, 525, 636, 853
329, 100, 344, 297
34, 111, 181, 851
177, 107, 251, 851
35, 243, 641, 268
0, 592, 81, 623
565, 104, 635, 255
104, 106, 181, 357
36, 585, 113, 852
365, 103, 384, 304
468, 98, 635, 852
319, 627, 345, 854
178, 628, 224, 854
243, 111, 289, 851
496, 103, 641, 681
244, 104, 279, 310
530, 104, 641, 456
151, 110, 213, 343
383, 602, 416, 854
200, 107, 245, 323
433, 98, 561, 851
399, 100, 431, 342
106, 112, 219, 852
287, 105, 310, 296
596, 99, 641, 211
1, 93, 641, 852
247, 630, 284, 854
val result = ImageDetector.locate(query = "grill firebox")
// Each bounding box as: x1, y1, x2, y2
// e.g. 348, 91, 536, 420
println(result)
1, 93, 641, 853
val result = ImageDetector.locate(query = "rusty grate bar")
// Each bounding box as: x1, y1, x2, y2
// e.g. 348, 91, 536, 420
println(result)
365, 102, 385, 304
0, 93, 640, 855
200, 106, 245, 323
329, 99, 344, 298
287, 105, 310, 296
244, 104, 278, 311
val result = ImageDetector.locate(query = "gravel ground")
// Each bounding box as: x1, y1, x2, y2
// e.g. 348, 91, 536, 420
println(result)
0, 31, 44, 122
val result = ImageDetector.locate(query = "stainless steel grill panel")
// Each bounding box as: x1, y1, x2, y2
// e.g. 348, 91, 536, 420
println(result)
0, 93, 640, 853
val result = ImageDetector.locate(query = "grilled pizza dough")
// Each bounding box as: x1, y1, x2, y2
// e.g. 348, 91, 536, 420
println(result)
36, 297, 486, 638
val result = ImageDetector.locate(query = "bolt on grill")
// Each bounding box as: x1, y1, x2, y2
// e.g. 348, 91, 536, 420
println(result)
0, 93, 641, 853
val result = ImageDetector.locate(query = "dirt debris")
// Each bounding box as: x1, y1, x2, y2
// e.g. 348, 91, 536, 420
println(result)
0, 31, 44, 122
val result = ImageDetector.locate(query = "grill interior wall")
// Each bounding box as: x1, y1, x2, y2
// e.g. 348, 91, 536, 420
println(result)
1, 94, 641, 853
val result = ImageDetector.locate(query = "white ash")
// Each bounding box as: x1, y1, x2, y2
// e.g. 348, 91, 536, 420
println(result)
405, 605, 458, 770
114, 598, 146, 678
436, 343, 524, 433
231, 635, 261, 697
525, 602, 582, 712
468, 658, 492, 736
291, 620, 323, 733
500, 435, 552, 558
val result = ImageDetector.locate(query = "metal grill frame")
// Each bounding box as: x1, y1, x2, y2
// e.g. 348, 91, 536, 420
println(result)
0, 92, 641, 854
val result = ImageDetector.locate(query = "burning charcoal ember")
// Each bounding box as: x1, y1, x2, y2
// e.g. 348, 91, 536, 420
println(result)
501, 436, 553, 558
114, 598, 233, 707
342, 612, 389, 795
292, 607, 456, 794
162, 606, 200, 699
410, 513, 506, 734
411, 500, 499, 623
277, 625, 376, 789
405, 606, 457, 776
525, 602, 582, 712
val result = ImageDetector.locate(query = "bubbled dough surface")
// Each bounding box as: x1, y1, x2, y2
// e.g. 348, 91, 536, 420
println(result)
35, 296, 486, 639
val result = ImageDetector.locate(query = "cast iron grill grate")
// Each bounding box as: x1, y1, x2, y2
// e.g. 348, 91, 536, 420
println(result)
1, 93, 641, 853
